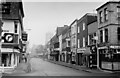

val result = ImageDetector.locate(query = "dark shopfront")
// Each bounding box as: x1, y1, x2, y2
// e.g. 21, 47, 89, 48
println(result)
89, 45, 97, 68
50, 51, 59, 61
66, 52, 72, 63
99, 46, 120, 71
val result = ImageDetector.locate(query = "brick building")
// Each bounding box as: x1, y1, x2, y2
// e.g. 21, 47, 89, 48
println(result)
96, 1, 120, 71
77, 13, 97, 67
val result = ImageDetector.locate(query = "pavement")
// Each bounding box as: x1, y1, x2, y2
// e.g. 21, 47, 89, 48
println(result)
12, 62, 31, 74
2, 61, 31, 76
2, 58, 120, 76
47, 59, 118, 74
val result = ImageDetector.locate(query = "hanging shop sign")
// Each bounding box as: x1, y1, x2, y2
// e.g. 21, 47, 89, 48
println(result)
77, 48, 86, 53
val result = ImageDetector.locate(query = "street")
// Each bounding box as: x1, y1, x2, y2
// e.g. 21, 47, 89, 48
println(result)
2, 57, 117, 77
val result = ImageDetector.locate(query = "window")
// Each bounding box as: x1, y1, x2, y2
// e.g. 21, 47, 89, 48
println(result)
99, 11, 103, 23
14, 22, 18, 33
68, 41, 70, 47
117, 6, 120, 20
89, 35, 93, 45
105, 28, 108, 42
78, 39, 80, 48
94, 33, 96, 44
2, 2, 11, 14
100, 30, 103, 43
78, 26, 80, 33
117, 6, 120, 12
117, 27, 120, 41
104, 8, 108, 21
83, 37, 85, 47
83, 23, 85, 30
88, 35, 90, 45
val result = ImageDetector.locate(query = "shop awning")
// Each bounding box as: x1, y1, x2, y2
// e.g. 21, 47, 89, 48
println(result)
82, 48, 91, 55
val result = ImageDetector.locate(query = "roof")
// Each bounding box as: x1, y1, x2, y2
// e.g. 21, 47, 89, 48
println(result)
96, 1, 120, 11
78, 13, 97, 21
5, 0, 24, 17
69, 19, 78, 27
62, 26, 69, 35
77, 13, 97, 25
56, 26, 67, 36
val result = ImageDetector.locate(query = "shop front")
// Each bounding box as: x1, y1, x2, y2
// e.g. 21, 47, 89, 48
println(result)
98, 46, 120, 71
82, 47, 91, 68
71, 49, 76, 64
50, 51, 59, 61
76, 48, 85, 65
66, 51, 72, 63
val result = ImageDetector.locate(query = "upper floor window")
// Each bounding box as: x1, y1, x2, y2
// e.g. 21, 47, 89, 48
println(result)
100, 30, 103, 43
83, 23, 85, 30
78, 39, 80, 48
104, 8, 108, 21
78, 26, 80, 33
105, 28, 108, 42
93, 33, 96, 44
83, 37, 85, 47
14, 22, 18, 33
2, 2, 11, 14
117, 6, 120, 20
117, 27, 120, 41
117, 6, 120, 12
99, 11, 103, 23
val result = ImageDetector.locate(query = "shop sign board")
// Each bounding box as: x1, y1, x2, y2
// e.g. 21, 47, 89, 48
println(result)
77, 48, 86, 53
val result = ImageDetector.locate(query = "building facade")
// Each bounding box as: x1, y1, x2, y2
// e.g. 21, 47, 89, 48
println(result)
70, 19, 78, 64
0, 0, 26, 72
96, 1, 120, 71
88, 20, 98, 68
77, 13, 97, 67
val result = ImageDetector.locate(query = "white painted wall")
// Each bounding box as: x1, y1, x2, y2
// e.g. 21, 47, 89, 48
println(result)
2, 20, 14, 33
59, 34, 62, 54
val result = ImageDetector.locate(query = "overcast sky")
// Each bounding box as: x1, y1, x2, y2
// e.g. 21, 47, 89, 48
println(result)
22, 0, 110, 47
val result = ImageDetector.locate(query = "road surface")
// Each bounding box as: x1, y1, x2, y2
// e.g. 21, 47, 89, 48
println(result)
3, 57, 117, 77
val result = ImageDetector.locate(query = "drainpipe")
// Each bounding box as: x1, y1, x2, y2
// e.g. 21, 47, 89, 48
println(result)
0, 19, 3, 66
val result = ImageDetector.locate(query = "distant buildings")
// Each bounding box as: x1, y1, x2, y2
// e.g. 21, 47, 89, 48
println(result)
46, 1, 120, 71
